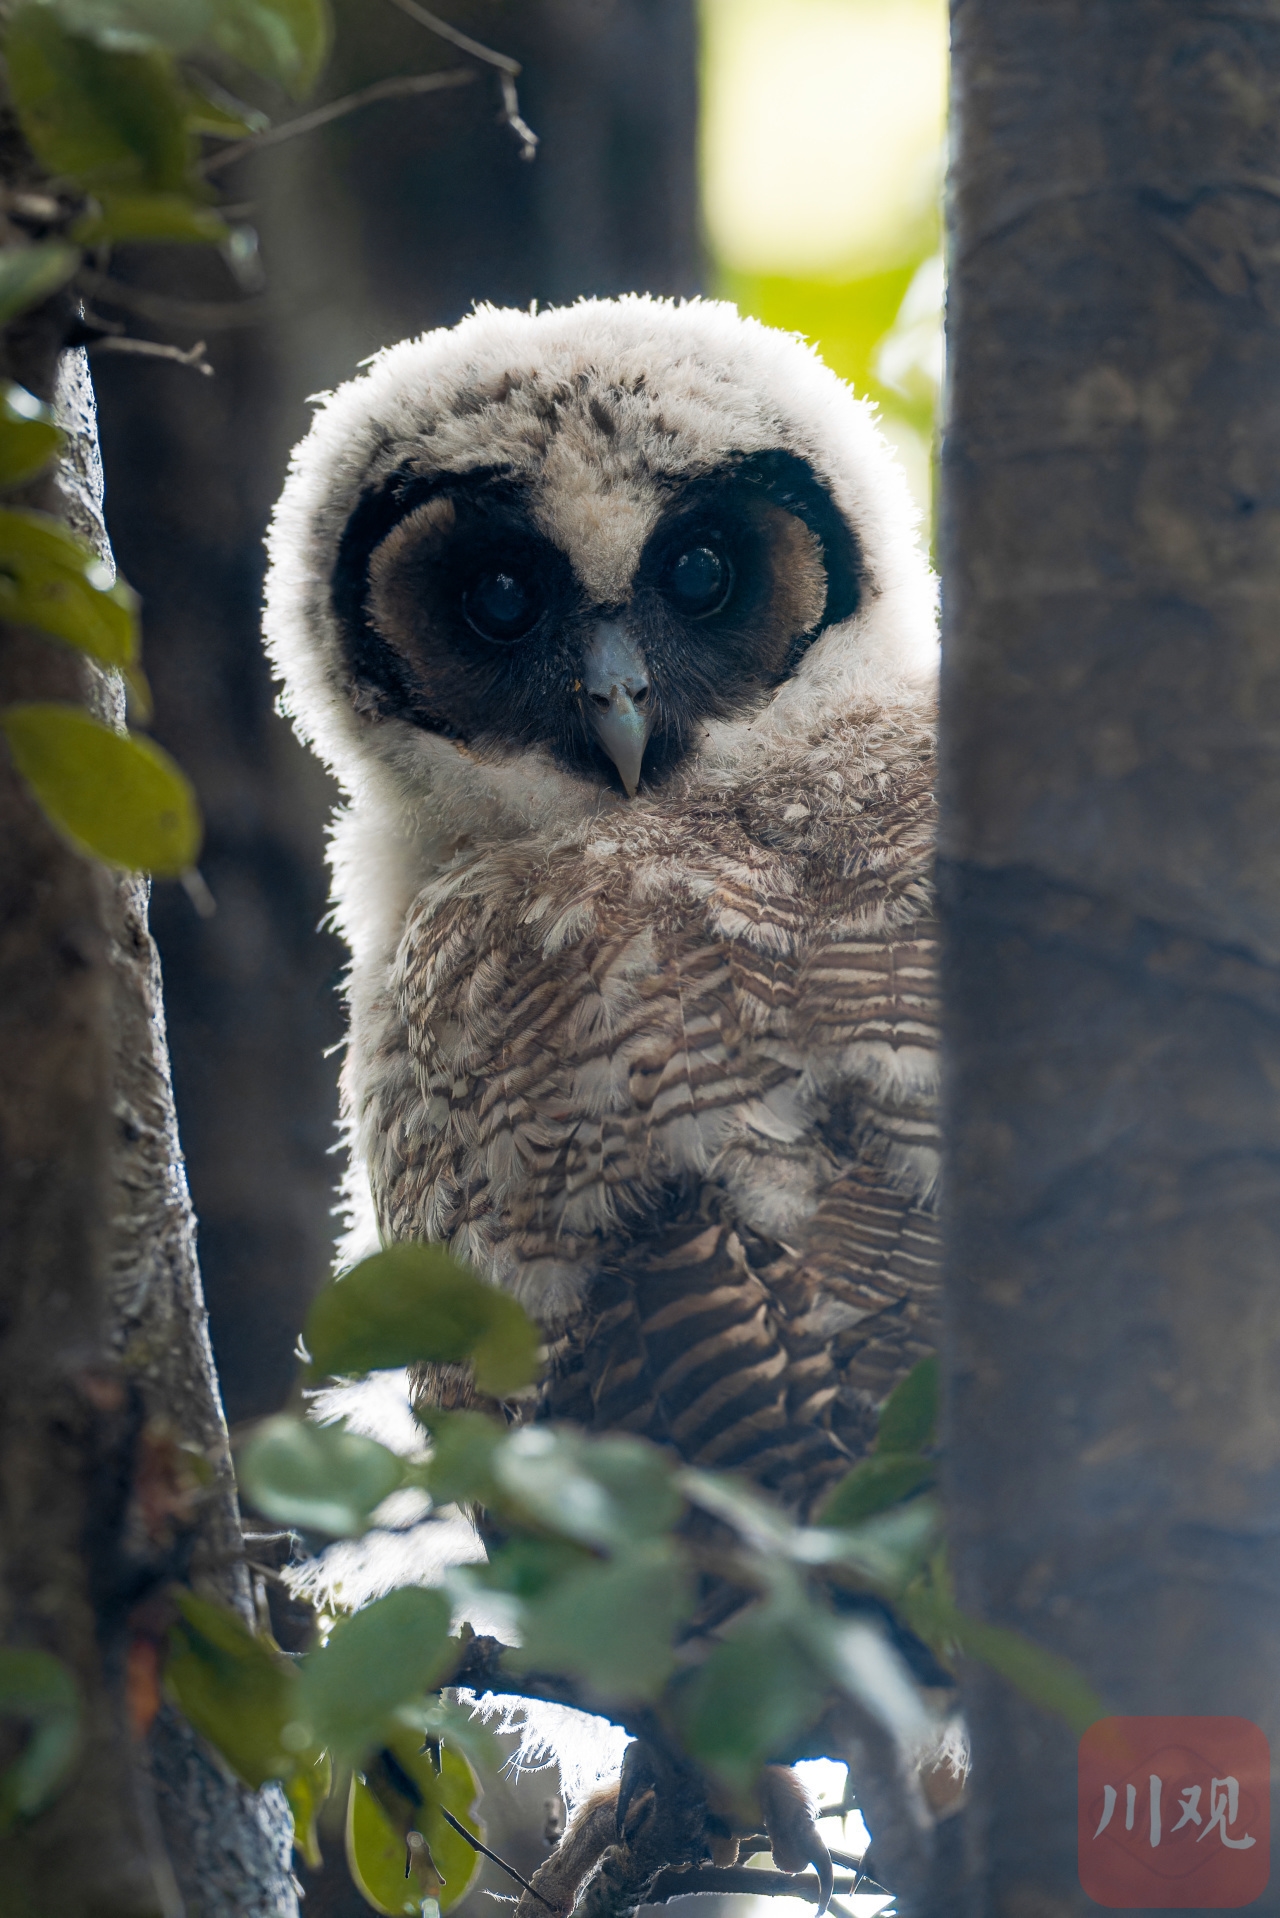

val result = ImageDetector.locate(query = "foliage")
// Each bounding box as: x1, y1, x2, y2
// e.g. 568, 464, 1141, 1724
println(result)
0, 1647, 81, 1828
0, 0, 336, 878
172, 1246, 1106, 1911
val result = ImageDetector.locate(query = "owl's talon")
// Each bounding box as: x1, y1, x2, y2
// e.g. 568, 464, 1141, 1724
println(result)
758, 1765, 834, 1912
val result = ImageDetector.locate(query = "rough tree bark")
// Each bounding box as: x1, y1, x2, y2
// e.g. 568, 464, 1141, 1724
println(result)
0, 114, 296, 1918
941, 3, 1280, 1913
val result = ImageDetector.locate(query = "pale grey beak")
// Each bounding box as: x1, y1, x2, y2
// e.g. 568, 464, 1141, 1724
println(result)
583, 621, 653, 797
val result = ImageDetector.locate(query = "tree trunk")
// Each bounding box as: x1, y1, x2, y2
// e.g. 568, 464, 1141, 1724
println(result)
941, 3, 1280, 1912
0, 144, 297, 1918
93, 0, 702, 1428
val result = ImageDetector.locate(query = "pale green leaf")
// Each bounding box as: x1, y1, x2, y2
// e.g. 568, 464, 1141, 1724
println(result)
673, 1613, 827, 1795
348, 1733, 480, 1917
419, 1407, 504, 1508
285, 1748, 331, 1870
295, 1587, 455, 1765
0, 1647, 81, 1827
0, 383, 63, 487
1, 702, 202, 876
0, 243, 79, 327
306, 1243, 541, 1398
0, 507, 138, 665
73, 190, 227, 245
493, 1426, 680, 1550
237, 1414, 409, 1538
167, 1590, 298, 1788
507, 1540, 692, 1701
18, 1, 214, 56
211, 0, 332, 97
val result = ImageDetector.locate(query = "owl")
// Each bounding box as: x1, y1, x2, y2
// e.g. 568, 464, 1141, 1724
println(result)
264, 296, 940, 1521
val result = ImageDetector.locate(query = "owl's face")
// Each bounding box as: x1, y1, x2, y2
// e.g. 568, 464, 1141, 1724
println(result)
267, 298, 935, 833
336, 449, 862, 798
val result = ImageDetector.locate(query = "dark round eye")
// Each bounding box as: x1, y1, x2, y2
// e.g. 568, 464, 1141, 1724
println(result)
463, 566, 541, 642
666, 543, 732, 617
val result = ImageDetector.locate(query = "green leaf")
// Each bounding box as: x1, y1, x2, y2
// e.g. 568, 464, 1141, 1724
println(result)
348, 1730, 480, 1917
0, 1648, 81, 1827
0, 508, 139, 665
816, 1453, 934, 1528
237, 1415, 409, 1539
399, 1696, 500, 1778
0, 243, 80, 327
305, 1243, 541, 1398
285, 1747, 331, 1870
7, 9, 192, 191
0, 384, 63, 487
799, 1611, 933, 1748
73, 191, 227, 245
20, 1, 214, 56
470, 1534, 596, 1602
167, 1591, 298, 1788
211, 0, 332, 97
507, 1540, 692, 1701
1, 702, 201, 875
817, 1498, 941, 1593
493, 1426, 681, 1551
296, 1587, 455, 1765
875, 1355, 938, 1455
673, 1613, 828, 1796
182, 77, 269, 138
419, 1408, 504, 1508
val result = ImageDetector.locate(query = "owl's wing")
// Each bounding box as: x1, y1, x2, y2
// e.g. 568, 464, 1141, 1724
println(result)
539, 896, 942, 1515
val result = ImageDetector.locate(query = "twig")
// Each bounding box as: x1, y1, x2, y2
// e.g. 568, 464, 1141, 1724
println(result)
644, 1866, 882, 1902
438, 1807, 556, 1910
385, 0, 538, 159
88, 336, 213, 377
202, 68, 475, 177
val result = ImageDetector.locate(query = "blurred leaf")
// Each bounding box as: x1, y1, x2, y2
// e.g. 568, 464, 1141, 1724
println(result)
900, 1550, 1104, 1737
21, 0, 214, 55
167, 1591, 297, 1788
677, 1466, 794, 1555
493, 1427, 680, 1551
816, 1454, 933, 1529
7, 10, 192, 191
182, 77, 269, 137
875, 1356, 938, 1456
211, 0, 332, 97
305, 1243, 541, 1398
419, 1408, 504, 1508
508, 1540, 692, 1701
0, 384, 63, 487
0, 507, 138, 665
673, 1612, 827, 1796
237, 1414, 409, 1538
816, 1499, 941, 1593
471, 1534, 595, 1602
399, 1695, 500, 1777
0, 242, 80, 327
1, 702, 201, 876
285, 1747, 331, 1870
73, 191, 227, 245
296, 1587, 454, 1765
0, 1647, 81, 1827
801, 1612, 933, 1749
349, 1730, 480, 1917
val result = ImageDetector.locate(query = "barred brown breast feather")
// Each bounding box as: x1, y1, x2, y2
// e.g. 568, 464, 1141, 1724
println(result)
363, 705, 940, 1515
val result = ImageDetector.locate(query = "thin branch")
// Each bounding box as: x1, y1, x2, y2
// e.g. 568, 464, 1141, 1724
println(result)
202, 68, 475, 177
88, 336, 213, 377
438, 1807, 556, 1909
644, 1866, 886, 1903
385, 0, 538, 159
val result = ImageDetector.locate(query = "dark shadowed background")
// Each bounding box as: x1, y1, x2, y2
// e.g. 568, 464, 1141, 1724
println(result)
92, 0, 701, 1428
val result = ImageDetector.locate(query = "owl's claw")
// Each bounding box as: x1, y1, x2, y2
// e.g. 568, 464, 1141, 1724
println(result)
758, 1765, 834, 1914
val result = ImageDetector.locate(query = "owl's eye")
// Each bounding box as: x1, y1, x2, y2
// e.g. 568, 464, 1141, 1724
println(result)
463, 566, 542, 642
665, 543, 733, 617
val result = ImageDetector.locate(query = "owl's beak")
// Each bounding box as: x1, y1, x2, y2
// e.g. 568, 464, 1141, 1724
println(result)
582, 621, 653, 797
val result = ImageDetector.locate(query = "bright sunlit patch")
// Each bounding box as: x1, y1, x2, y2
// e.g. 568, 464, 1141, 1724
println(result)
700, 0, 948, 278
